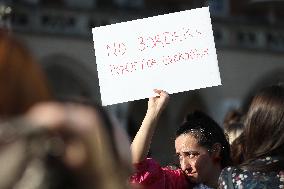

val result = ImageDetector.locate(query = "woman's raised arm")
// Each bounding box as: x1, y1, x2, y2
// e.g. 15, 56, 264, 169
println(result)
131, 89, 169, 164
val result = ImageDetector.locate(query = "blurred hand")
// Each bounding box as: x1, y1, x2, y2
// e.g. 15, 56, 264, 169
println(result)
25, 102, 66, 129
25, 102, 101, 133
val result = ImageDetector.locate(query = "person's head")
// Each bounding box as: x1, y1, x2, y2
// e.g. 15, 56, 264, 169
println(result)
0, 29, 51, 118
0, 102, 131, 189
223, 109, 244, 144
42, 97, 132, 173
242, 84, 284, 171
175, 111, 231, 187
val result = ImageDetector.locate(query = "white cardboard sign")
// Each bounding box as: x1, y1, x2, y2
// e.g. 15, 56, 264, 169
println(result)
92, 7, 221, 106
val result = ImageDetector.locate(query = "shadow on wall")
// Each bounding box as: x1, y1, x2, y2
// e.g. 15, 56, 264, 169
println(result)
40, 54, 101, 102
127, 99, 148, 141
175, 91, 208, 125
242, 69, 284, 112
127, 98, 175, 165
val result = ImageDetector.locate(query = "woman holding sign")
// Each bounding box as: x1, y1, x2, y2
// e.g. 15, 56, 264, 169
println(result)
129, 90, 231, 189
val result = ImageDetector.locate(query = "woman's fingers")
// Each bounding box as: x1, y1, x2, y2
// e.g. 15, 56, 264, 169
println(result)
153, 89, 169, 97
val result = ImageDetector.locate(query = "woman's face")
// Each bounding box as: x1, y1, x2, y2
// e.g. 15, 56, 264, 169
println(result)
175, 133, 215, 184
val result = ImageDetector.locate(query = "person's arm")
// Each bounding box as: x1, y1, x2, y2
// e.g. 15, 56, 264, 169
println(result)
131, 89, 169, 164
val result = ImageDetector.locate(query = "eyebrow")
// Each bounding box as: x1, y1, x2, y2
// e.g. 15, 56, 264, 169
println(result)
177, 148, 198, 152
176, 150, 200, 154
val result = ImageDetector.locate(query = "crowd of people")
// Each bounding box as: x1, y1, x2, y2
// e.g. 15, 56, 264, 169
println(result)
0, 28, 283, 189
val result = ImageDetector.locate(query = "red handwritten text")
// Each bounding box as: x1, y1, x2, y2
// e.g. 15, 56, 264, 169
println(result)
106, 42, 127, 57
137, 27, 202, 52
109, 48, 209, 76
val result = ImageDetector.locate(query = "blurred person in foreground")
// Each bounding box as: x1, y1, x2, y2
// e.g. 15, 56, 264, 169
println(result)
0, 28, 133, 189
0, 29, 51, 118
219, 84, 284, 188
0, 101, 132, 189
130, 90, 231, 189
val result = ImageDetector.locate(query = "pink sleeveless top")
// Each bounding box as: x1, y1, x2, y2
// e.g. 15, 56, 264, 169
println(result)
130, 158, 191, 189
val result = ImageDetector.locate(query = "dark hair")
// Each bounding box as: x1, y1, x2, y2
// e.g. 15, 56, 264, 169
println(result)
230, 133, 245, 166
242, 84, 284, 171
223, 109, 244, 132
176, 111, 231, 168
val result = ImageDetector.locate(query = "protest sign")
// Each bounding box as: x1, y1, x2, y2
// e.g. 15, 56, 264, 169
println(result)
92, 7, 221, 106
